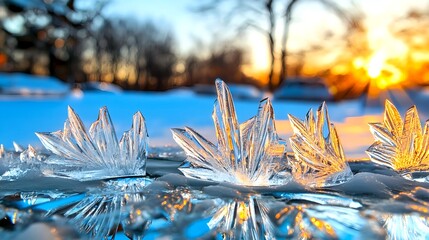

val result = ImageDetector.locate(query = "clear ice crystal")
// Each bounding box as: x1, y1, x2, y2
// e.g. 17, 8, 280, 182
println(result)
64, 178, 151, 239
0, 144, 47, 181
288, 102, 352, 187
36, 106, 148, 181
172, 79, 288, 186
367, 100, 429, 179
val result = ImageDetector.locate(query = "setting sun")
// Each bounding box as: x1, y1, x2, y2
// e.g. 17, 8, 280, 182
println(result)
367, 51, 385, 79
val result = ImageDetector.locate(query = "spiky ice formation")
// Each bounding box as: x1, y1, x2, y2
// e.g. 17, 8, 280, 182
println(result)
172, 79, 288, 186
36, 106, 148, 181
288, 102, 352, 187
367, 100, 429, 181
0, 143, 47, 181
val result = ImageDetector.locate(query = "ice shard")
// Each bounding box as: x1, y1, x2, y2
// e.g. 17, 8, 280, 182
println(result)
367, 100, 429, 181
36, 106, 148, 181
172, 79, 288, 186
288, 102, 352, 187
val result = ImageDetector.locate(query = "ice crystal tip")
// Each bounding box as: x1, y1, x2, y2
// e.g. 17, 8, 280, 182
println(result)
288, 102, 352, 188
36, 106, 148, 181
173, 79, 289, 186
13, 141, 24, 152
367, 100, 429, 176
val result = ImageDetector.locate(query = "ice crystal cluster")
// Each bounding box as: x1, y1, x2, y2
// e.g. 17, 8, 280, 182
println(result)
3, 80, 429, 239
367, 100, 429, 181
288, 103, 352, 187
36, 106, 148, 181
172, 79, 288, 186
0, 143, 47, 181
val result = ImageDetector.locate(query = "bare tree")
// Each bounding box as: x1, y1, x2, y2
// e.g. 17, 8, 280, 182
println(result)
92, 18, 177, 90
0, 0, 107, 84
193, 0, 360, 91
279, 0, 363, 86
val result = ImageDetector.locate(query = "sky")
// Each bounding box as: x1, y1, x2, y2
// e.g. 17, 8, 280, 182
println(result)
100, 0, 429, 73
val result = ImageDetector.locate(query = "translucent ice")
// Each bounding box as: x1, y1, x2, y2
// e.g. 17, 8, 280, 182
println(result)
172, 79, 288, 186
0, 144, 47, 181
288, 102, 352, 187
207, 196, 277, 239
383, 214, 429, 240
275, 205, 385, 239
64, 178, 151, 239
367, 100, 429, 181
36, 106, 148, 181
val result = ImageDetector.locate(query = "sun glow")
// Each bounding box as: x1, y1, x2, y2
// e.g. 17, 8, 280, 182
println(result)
367, 51, 386, 79
352, 39, 408, 91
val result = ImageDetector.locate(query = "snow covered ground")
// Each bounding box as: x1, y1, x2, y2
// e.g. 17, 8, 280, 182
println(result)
1, 75, 429, 159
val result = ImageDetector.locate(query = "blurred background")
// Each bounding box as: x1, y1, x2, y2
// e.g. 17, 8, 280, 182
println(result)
1, 0, 429, 158
2, 0, 429, 97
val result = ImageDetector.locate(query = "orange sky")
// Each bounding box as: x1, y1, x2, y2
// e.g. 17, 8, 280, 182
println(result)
242, 0, 429, 82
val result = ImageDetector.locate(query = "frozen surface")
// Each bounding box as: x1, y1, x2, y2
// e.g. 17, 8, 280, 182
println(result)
2, 76, 429, 238
0, 73, 69, 96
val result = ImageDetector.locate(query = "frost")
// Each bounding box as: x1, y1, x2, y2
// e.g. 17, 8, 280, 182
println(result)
172, 79, 288, 186
367, 100, 429, 180
288, 102, 352, 187
0, 143, 47, 181
36, 106, 148, 181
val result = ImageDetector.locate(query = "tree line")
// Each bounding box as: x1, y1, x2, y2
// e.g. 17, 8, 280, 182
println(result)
1, 0, 429, 98
0, 0, 255, 91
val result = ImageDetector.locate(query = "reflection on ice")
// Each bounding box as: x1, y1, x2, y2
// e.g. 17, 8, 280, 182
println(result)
207, 196, 277, 239
0, 206, 81, 239
275, 192, 362, 208
383, 214, 429, 240
64, 178, 151, 239
275, 205, 385, 239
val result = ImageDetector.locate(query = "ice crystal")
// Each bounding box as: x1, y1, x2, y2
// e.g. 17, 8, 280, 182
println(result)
64, 178, 151, 239
288, 102, 352, 187
172, 79, 288, 186
0, 144, 47, 181
36, 106, 148, 181
367, 100, 429, 179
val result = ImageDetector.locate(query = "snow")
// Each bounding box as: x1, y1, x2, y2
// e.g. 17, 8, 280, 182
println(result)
0, 73, 69, 96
